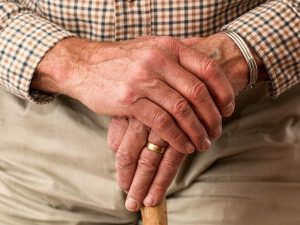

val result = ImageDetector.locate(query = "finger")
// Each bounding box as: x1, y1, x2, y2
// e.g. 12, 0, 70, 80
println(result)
125, 131, 167, 212
154, 37, 234, 117
158, 62, 222, 144
178, 46, 235, 117
132, 98, 195, 154
107, 117, 129, 153
143, 146, 186, 207
142, 79, 211, 152
116, 119, 149, 191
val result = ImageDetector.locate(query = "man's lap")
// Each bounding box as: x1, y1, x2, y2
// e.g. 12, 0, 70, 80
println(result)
0, 82, 299, 224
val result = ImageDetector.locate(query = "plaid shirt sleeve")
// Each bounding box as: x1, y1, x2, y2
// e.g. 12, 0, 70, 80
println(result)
222, 0, 300, 98
0, 1, 76, 103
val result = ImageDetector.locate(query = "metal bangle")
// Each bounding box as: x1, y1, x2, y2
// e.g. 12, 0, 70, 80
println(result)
221, 30, 258, 90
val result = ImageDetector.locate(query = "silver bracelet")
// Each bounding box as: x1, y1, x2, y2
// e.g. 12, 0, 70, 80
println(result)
220, 30, 258, 90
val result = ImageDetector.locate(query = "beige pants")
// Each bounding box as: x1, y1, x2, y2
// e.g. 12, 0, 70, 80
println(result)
0, 82, 300, 225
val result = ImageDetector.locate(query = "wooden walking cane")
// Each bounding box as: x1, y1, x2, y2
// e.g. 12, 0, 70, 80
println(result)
141, 197, 168, 225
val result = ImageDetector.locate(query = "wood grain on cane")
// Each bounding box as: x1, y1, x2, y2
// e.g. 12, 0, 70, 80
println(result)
141, 197, 168, 225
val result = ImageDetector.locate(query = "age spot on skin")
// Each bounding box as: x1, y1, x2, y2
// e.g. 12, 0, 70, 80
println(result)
209, 50, 218, 59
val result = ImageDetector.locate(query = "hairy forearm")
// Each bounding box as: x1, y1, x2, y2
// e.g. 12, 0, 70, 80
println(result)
31, 37, 101, 97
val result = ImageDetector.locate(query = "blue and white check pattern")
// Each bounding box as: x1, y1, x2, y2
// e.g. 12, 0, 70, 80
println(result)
0, 0, 299, 103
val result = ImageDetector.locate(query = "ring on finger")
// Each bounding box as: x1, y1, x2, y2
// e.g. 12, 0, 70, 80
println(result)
146, 142, 166, 154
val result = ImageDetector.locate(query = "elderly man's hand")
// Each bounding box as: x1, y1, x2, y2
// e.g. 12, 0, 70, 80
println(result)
32, 36, 234, 154
107, 33, 268, 211
108, 117, 186, 211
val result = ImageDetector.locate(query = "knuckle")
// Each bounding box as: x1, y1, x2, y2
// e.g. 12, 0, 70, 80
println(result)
202, 59, 227, 85
146, 79, 162, 91
129, 119, 145, 132
189, 82, 209, 103
129, 185, 145, 197
202, 58, 219, 78
157, 36, 180, 56
132, 64, 152, 82
161, 159, 180, 173
157, 36, 176, 46
137, 157, 158, 174
200, 58, 235, 107
141, 48, 162, 65
152, 111, 171, 130
117, 85, 140, 106
116, 151, 136, 169
171, 129, 186, 146
151, 181, 169, 192
172, 98, 190, 117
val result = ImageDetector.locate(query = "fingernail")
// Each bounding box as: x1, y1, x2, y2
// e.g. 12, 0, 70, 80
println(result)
223, 102, 234, 117
144, 194, 154, 206
125, 197, 138, 211
185, 141, 195, 153
210, 126, 222, 139
200, 138, 211, 152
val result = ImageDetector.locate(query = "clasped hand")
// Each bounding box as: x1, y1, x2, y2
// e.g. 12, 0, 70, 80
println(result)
32, 30, 259, 212
105, 36, 235, 211
34, 34, 235, 212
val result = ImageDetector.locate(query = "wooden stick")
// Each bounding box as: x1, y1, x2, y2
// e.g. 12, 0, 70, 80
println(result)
141, 197, 168, 225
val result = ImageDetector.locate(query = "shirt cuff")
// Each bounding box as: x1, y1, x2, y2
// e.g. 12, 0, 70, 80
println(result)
221, 0, 300, 98
0, 6, 77, 104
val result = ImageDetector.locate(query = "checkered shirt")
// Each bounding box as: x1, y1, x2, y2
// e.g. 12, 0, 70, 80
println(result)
0, 0, 299, 103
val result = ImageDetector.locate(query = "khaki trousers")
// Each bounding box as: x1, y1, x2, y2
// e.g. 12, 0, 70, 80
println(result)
0, 82, 300, 225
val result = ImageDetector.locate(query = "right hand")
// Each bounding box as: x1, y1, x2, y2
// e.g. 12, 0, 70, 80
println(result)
32, 36, 234, 153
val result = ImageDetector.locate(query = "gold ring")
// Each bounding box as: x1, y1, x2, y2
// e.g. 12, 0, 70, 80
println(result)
146, 142, 166, 154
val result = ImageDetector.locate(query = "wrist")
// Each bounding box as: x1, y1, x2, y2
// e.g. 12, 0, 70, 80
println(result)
31, 37, 102, 98
192, 33, 268, 96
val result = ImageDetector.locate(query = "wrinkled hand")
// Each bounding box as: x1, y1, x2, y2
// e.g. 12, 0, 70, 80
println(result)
107, 33, 262, 212
108, 117, 186, 211
33, 36, 234, 154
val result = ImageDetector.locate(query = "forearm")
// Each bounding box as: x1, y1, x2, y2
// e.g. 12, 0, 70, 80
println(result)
31, 37, 97, 97
0, 1, 75, 103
